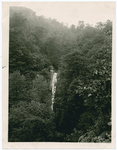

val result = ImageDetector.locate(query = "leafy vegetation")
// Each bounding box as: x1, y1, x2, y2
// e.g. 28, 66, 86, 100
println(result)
9, 6, 112, 142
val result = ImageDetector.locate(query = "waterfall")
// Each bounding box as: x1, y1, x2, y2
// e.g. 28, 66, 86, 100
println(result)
51, 71, 57, 110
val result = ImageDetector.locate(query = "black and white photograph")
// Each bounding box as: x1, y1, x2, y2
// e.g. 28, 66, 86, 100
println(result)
2, 2, 116, 149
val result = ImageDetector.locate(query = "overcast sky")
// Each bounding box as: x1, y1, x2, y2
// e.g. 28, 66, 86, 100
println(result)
5, 2, 114, 27
12, 2, 114, 27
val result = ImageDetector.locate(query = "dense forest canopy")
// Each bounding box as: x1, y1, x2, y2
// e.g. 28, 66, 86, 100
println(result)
9, 6, 112, 142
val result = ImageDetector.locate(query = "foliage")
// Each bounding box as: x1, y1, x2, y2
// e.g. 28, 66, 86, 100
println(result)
54, 20, 112, 140
9, 101, 55, 142
78, 131, 111, 143
9, 71, 30, 106
9, 6, 112, 142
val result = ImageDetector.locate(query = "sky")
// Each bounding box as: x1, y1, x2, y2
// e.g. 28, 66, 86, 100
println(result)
8, 2, 115, 27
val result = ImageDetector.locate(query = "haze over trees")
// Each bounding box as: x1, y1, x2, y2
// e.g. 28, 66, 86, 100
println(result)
9, 6, 112, 142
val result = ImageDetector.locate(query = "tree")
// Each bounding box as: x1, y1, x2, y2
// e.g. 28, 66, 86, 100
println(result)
9, 101, 55, 142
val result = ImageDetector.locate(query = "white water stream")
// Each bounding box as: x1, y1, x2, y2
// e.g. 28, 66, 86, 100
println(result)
51, 71, 57, 110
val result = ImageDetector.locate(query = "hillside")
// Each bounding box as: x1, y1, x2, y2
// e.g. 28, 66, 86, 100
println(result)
9, 6, 112, 142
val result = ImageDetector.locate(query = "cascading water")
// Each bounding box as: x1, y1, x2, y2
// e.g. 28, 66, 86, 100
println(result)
51, 71, 57, 110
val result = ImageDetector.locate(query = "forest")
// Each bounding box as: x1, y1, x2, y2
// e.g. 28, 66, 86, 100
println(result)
9, 6, 112, 142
